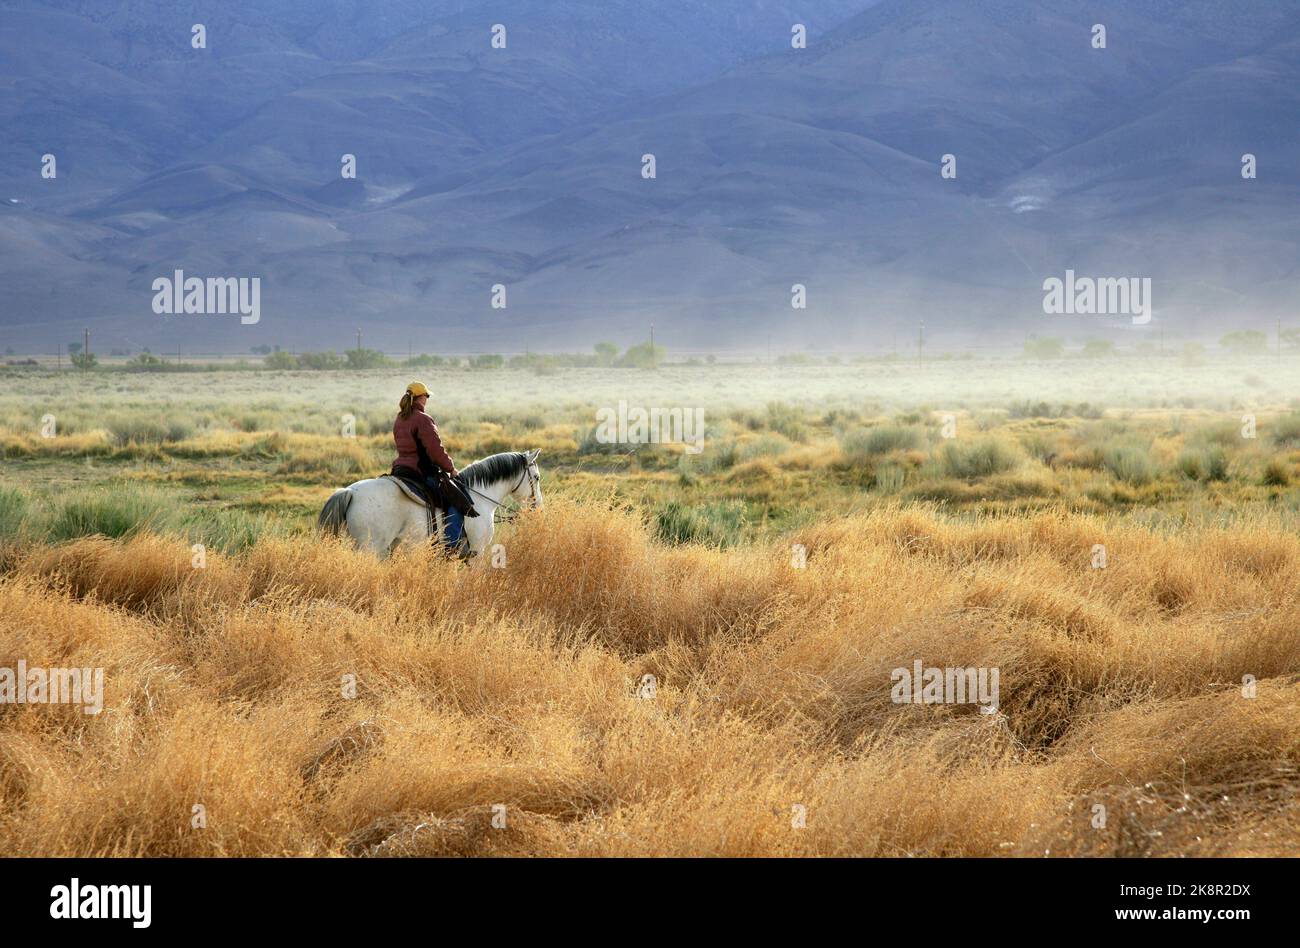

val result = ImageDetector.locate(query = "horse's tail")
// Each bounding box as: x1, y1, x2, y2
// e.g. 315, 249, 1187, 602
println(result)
318, 487, 353, 537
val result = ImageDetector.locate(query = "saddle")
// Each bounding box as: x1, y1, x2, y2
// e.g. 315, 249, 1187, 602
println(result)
379, 470, 473, 551
386, 467, 478, 553
387, 466, 479, 517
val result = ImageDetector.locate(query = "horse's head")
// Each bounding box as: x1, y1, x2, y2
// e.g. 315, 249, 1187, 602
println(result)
513, 448, 543, 510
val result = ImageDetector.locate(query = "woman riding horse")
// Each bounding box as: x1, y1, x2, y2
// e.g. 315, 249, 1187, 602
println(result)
390, 381, 478, 518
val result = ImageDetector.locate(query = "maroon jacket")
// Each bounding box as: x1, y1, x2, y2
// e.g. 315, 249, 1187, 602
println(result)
393, 409, 457, 476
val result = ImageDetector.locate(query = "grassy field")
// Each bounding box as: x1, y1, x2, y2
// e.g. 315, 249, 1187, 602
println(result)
1, 359, 1298, 856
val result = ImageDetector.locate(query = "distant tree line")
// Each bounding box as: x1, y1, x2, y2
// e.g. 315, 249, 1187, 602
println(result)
256, 342, 668, 371
1021, 330, 1298, 361
8, 329, 1297, 374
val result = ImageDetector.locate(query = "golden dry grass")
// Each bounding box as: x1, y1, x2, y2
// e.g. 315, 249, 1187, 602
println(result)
1, 499, 1298, 856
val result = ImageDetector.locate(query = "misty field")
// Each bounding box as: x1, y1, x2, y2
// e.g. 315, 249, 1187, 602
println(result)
1, 359, 1298, 856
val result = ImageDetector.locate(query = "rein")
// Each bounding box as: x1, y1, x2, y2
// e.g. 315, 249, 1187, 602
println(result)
459, 462, 537, 524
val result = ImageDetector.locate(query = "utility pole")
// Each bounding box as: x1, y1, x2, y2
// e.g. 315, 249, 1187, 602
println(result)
649, 322, 656, 369
56, 342, 61, 372
83, 327, 90, 372
356, 328, 362, 353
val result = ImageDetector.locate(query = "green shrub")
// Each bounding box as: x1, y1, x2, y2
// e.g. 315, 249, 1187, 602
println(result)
275, 442, 373, 477
907, 474, 1052, 503
617, 342, 665, 369
234, 411, 276, 433
1261, 458, 1291, 487
1080, 338, 1115, 359
764, 402, 807, 443
297, 351, 345, 370
345, 348, 392, 370
653, 500, 746, 548
124, 351, 165, 371
1273, 413, 1300, 447
404, 353, 450, 368
238, 432, 288, 460
1195, 421, 1242, 447
1019, 432, 1061, 463
1007, 400, 1057, 419
576, 425, 625, 456
739, 434, 790, 461
1220, 330, 1268, 354
698, 440, 740, 472
512, 414, 546, 433
937, 438, 1022, 479
46, 485, 174, 541
263, 351, 298, 369
841, 425, 925, 459
1176, 446, 1230, 482
873, 463, 906, 493
105, 414, 195, 446
184, 509, 281, 554
1023, 337, 1065, 360
0, 486, 30, 539
1102, 440, 1157, 485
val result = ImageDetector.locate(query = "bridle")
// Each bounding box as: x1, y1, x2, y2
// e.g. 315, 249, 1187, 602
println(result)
460, 458, 539, 523
518, 462, 540, 507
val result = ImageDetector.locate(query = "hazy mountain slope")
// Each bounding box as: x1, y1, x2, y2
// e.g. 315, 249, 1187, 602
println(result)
2, 0, 1298, 351
1, 0, 868, 202
314, 0, 1300, 348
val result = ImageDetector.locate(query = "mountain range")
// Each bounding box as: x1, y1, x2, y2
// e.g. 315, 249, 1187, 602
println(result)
2, 0, 1298, 354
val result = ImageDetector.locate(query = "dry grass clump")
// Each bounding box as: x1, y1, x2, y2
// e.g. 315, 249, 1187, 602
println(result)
1, 499, 1297, 856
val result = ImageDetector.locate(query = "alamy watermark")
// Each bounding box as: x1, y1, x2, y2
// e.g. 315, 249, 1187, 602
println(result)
152, 270, 260, 325
594, 400, 705, 454
50, 879, 150, 928
1, 661, 103, 714
891, 661, 999, 713
1042, 270, 1151, 325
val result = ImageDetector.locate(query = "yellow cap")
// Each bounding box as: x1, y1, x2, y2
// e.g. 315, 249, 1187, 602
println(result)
406, 381, 429, 398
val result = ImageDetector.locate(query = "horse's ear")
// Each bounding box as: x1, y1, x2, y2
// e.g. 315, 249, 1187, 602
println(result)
526, 448, 540, 462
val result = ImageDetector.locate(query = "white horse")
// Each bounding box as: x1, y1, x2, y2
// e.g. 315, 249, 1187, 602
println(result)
318, 449, 542, 559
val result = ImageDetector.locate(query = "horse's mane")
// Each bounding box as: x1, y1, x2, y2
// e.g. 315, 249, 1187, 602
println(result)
460, 451, 528, 487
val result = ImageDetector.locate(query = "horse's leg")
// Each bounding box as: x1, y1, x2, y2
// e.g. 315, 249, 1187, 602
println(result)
357, 515, 394, 559
392, 504, 432, 553
463, 508, 495, 566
